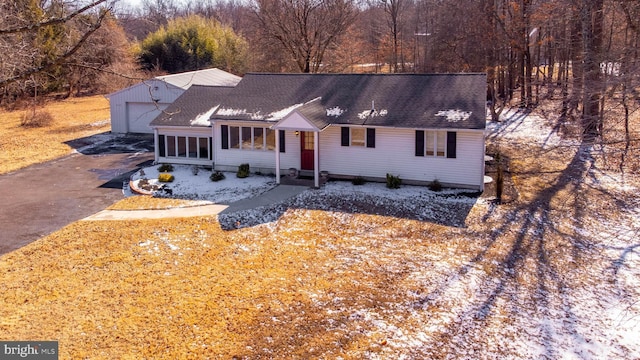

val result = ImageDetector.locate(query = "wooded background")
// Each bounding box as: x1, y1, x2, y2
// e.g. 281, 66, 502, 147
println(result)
1, 0, 639, 146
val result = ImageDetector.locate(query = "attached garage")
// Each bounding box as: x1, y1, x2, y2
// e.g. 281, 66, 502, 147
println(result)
126, 102, 171, 134
106, 68, 241, 134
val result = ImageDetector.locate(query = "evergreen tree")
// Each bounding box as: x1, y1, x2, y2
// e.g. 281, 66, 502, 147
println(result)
139, 15, 247, 74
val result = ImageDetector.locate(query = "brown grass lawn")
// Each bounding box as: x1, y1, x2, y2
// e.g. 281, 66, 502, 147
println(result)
1, 143, 638, 358
0, 98, 638, 358
106, 196, 214, 211
0, 95, 110, 174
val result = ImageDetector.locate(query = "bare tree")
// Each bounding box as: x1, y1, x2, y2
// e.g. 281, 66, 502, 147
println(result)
252, 0, 357, 73
379, 0, 406, 73
580, 0, 604, 139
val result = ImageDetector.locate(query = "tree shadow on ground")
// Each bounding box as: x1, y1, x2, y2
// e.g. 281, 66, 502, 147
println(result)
231, 139, 633, 357
91, 159, 154, 189
409, 139, 636, 357
64, 132, 154, 155
63, 132, 155, 189
218, 132, 638, 357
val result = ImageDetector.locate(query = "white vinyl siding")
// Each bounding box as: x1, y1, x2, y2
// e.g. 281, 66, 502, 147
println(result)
107, 79, 184, 133
214, 122, 483, 189
319, 126, 484, 189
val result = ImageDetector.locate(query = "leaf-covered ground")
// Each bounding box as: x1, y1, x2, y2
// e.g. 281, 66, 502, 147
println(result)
0, 106, 638, 359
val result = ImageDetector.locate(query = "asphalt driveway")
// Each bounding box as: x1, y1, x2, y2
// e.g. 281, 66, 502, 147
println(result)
0, 133, 154, 256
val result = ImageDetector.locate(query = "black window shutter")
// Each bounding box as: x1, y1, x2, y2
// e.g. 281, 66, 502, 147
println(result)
446, 131, 457, 158
279, 130, 286, 153
341, 127, 349, 146
415, 130, 424, 156
221, 125, 229, 149
366, 128, 376, 148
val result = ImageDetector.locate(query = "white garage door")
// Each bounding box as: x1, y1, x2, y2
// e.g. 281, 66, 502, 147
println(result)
126, 102, 169, 134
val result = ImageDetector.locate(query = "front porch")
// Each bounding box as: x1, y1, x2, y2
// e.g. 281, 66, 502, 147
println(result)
274, 107, 328, 188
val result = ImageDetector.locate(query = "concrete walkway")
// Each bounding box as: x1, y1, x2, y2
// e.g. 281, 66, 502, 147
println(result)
82, 185, 309, 221
220, 184, 308, 214
82, 204, 229, 221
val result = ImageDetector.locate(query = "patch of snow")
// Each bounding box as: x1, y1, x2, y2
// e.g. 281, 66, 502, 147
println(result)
190, 105, 219, 126
357, 109, 388, 119
326, 106, 345, 117
215, 104, 307, 121
218, 180, 480, 230
265, 103, 304, 121
487, 108, 578, 148
90, 119, 110, 127
131, 165, 277, 203
70, 132, 121, 154
435, 109, 472, 122
216, 108, 251, 117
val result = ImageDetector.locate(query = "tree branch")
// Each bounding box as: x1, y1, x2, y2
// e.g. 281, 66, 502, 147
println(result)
0, 0, 107, 35
0, 7, 110, 88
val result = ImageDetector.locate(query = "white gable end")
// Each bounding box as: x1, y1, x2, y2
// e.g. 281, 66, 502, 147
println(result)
273, 111, 320, 131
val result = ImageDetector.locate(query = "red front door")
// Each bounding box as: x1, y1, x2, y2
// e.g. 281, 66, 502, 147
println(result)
300, 131, 314, 170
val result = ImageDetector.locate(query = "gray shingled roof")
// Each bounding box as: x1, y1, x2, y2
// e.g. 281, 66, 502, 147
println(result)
150, 85, 234, 127
212, 73, 487, 130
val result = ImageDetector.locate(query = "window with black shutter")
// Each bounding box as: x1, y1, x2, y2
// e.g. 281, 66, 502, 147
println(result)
366, 128, 376, 148
341, 127, 349, 146
446, 132, 457, 158
342, 127, 376, 147
279, 130, 286, 153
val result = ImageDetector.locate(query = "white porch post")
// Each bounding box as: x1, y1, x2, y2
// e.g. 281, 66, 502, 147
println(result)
211, 122, 215, 168
314, 131, 319, 188
275, 129, 281, 184
153, 128, 159, 163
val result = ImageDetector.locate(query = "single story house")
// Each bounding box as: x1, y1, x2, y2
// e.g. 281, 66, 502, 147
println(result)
150, 73, 487, 190
106, 68, 241, 134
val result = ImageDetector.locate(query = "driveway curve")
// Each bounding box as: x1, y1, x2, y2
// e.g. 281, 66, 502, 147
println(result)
0, 134, 154, 256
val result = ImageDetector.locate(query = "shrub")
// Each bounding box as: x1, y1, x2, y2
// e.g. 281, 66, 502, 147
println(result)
158, 163, 174, 172
20, 110, 55, 128
428, 179, 443, 192
352, 176, 366, 185
158, 173, 174, 182
210, 171, 225, 182
237, 163, 250, 178
386, 173, 401, 189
